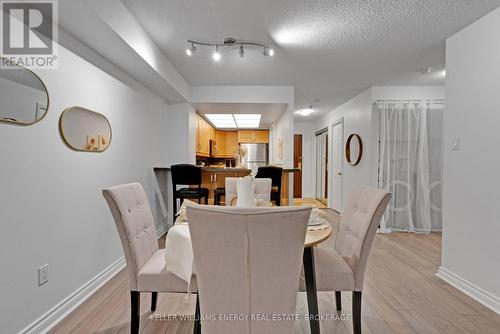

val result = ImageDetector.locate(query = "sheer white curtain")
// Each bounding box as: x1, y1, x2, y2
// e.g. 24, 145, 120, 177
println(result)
378, 102, 443, 233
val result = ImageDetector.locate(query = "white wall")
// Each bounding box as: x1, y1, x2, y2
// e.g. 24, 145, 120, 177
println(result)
315, 89, 374, 210
164, 103, 196, 165
0, 44, 169, 333
294, 122, 316, 198
438, 7, 500, 313
271, 110, 291, 166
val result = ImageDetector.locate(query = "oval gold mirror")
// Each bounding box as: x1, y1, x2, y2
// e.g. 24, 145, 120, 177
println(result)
346, 134, 363, 166
59, 107, 112, 152
0, 58, 49, 125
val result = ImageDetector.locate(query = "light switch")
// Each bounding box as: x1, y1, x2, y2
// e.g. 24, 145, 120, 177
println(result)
451, 137, 460, 151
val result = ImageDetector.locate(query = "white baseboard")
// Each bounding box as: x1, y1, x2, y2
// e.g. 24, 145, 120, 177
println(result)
436, 266, 500, 315
18, 257, 126, 334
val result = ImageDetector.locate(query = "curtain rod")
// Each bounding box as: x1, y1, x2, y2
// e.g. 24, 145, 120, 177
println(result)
374, 99, 446, 104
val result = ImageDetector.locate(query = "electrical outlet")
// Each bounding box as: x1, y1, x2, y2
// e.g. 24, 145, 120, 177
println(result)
38, 264, 48, 286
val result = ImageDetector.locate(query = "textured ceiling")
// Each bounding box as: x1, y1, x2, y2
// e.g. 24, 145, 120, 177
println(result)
123, 0, 500, 119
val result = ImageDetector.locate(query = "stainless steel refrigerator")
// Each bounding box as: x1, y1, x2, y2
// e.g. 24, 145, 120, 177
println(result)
240, 143, 269, 171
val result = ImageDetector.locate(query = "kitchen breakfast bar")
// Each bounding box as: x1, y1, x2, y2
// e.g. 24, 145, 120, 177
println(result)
153, 166, 298, 209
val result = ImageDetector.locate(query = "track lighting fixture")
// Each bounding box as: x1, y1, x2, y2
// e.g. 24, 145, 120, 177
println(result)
186, 37, 274, 61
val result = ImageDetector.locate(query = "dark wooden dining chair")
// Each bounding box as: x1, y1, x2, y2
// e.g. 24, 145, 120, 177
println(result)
256, 166, 283, 206
171, 164, 209, 222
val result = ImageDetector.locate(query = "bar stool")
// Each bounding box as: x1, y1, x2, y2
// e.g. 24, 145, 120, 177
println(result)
256, 166, 283, 206
171, 164, 209, 221
214, 188, 225, 205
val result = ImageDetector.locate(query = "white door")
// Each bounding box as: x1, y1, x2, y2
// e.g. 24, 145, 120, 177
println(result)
332, 122, 343, 212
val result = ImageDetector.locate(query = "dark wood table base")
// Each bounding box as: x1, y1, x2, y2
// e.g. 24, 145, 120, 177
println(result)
303, 247, 320, 334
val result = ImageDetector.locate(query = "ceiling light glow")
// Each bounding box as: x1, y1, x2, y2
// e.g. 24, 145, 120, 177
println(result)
295, 107, 314, 116
274, 27, 311, 45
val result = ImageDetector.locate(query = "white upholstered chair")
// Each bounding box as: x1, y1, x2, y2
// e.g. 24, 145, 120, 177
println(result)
187, 204, 311, 334
224, 177, 272, 206
299, 186, 391, 334
102, 183, 199, 334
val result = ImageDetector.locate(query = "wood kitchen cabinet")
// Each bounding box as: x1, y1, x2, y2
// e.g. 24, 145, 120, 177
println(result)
201, 169, 250, 204
213, 131, 238, 158
196, 114, 215, 157
237, 130, 269, 143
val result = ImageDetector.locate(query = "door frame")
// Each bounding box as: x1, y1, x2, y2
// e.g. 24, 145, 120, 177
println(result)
293, 134, 303, 198
315, 127, 328, 205
329, 117, 344, 212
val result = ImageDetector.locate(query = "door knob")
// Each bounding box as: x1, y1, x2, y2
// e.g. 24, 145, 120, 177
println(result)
337, 172, 342, 176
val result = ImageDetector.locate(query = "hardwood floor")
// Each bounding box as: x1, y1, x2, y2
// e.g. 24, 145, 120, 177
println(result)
293, 198, 328, 208
50, 209, 500, 334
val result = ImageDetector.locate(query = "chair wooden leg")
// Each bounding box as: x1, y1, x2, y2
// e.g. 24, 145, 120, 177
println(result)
335, 291, 342, 311
194, 294, 201, 334
352, 291, 362, 334
151, 292, 158, 312
130, 291, 140, 334
172, 196, 177, 223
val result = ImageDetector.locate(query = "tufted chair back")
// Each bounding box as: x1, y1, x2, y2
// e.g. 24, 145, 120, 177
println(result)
102, 183, 159, 291
334, 186, 391, 291
225, 177, 272, 206
187, 204, 310, 334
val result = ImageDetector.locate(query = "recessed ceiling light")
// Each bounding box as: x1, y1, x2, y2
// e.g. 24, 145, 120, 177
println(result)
205, 114, 236, 128
295, 106, 314, 116
204, 114, 262, 128
234, 114, 261, 128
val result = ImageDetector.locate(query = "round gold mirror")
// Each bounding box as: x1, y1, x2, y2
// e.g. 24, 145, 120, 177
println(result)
0, 58, 49, 125
59, 106, 112, 152
346, 134, 363, 166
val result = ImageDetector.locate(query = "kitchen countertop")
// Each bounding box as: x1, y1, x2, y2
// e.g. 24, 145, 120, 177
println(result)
153, 166, 300, 173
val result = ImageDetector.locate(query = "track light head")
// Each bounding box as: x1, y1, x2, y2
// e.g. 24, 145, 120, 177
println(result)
186, 43, 196, 56
239, 45, 244, 58
213, 46, 221, 62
